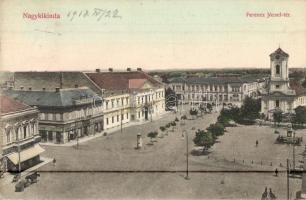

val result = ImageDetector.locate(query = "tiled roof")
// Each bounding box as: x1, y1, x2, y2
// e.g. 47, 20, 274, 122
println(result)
128, 79, 147, 89
0, 95, 32, 114
85, 71, 163, 91
3, 87, 102, 108
290, 80, 306, 96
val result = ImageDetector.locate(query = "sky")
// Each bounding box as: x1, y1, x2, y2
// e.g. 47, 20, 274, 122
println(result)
1, 0, 306, 71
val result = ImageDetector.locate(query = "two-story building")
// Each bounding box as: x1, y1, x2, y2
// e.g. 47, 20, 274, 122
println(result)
168, 76, 262, 107
86, 68, 165, 129
0, 95, 44, 172
3, 87, 103, 144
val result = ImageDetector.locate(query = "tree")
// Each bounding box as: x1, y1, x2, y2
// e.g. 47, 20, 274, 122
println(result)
193, 129, 215, 152
207, 123, 225, 138
206, 103, 213, 113
302, 79, 306, 88
273, 110, 283, 126
217, 114, 230, 127
240, 96, 261, 121
199, 104, 205, 116
294, 106, 306, 125
147, 131, 158, 144
165, 123, 171, 129
181, 115, 187, 120
189, 109, 198, 119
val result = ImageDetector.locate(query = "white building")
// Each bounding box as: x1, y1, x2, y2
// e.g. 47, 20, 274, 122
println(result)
0, 95, 44, 172
168, 76, 264, 107
261, 48, 306, 119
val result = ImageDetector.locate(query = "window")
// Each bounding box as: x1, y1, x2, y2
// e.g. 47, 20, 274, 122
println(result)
275, 65, 280, 75
126, 113, 129, 119
276, 85, 280, 89
117, 115, 119, 122
112, 117, 114, 123
23, 126, 27, 138
106, 101, 109, 109
40, 113, 45, 120
276, 100, 280, 107
121, 114, 124, 120
6, 130, 11, 143
15, 128, 19, 140
106, 118, 109, 125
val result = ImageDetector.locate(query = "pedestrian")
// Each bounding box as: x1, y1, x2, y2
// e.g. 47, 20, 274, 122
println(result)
275, 168, 278, 177
53, 158, 56, 166
261, 187, 268, 200
256, 140, 259, 147
269, 188, 276, 199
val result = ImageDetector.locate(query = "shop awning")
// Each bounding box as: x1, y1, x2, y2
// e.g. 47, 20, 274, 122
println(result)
6, 145, 45, 165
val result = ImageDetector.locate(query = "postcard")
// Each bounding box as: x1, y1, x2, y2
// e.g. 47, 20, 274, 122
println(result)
0, 0, 306, 199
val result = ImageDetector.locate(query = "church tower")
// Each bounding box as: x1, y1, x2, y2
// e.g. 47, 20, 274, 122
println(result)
261, 48, 296, 119
269, 48, 290, 92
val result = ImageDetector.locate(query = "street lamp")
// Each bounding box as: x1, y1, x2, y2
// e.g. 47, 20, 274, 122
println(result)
183, 129, 190, 180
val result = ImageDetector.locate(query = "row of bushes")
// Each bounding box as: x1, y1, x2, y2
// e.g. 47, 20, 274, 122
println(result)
147, 117, 181, 143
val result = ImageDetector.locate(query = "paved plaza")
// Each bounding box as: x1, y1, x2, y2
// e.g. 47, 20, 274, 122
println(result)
1, 110, 305, 199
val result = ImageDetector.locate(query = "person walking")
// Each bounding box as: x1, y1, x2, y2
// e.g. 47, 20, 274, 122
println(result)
256, 140, 259, 147
275, 168, 278, 177
269, 188, 277, 199
261, 187, 268, 200
53, 158, 56, 166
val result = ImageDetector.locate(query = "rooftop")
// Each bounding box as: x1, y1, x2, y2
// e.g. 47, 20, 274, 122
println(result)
85, 71, 163, 91
269, 48, 289, 58
3, 87, 102, 108
0, 95, 32, 114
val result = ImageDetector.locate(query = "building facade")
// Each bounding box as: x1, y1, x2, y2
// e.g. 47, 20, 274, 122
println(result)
168, 76, 263, 107
261, 48, 306, 119
3, 87, 104, 144
86, 69, 165, 130
0, 96, 44, 172
11, 69, 166, 132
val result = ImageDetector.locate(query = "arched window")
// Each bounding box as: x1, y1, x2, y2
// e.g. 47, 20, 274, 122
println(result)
275, 65, 280, 75
23, 126, 27, 138
6, 129, 11, 143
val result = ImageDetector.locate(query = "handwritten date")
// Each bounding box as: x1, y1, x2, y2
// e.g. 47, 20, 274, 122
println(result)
67, 8, 122, 21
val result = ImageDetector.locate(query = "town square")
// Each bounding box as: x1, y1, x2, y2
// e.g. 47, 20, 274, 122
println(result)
1, 0, 306, 199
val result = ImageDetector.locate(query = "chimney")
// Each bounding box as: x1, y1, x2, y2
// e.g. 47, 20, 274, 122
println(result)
55, 87, 60, 92
108, 68, 113, 72
96, 69, 100, 73
137, 68, 142, 71
127, 68, 131, 71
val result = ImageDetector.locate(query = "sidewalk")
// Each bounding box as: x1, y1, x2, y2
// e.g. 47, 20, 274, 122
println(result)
0, 156, 52, 187
40, 112, 171, 147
